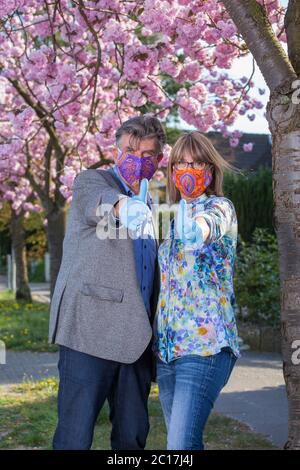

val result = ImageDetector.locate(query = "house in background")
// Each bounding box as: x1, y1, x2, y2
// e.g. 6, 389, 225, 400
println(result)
208, 131, 272, 171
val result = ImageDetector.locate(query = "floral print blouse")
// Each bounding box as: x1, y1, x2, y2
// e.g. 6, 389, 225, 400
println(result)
153, 192, 241, 363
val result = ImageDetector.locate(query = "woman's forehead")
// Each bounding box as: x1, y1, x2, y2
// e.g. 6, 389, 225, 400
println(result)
181, 151, 195, 161
177, 150, 205, 162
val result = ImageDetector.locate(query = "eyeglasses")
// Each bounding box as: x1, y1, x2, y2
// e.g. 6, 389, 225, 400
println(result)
174, 161, 212, 170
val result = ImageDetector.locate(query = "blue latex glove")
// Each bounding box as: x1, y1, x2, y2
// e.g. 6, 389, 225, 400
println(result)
175, 199, 203, 245
119, 178, 151, 231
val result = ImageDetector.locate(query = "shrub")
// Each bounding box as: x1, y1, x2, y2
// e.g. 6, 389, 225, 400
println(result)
224, 166, 274, 241
234, 228, 280, 326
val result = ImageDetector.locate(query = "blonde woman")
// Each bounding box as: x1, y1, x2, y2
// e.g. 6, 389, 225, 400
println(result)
152, 131, 242, 450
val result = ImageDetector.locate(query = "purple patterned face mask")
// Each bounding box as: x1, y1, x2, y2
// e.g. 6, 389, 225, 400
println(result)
116, 148, 158, 193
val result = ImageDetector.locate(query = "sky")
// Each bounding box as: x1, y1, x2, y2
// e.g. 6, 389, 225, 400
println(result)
180, 0, 289, 135
178, 55, 271, 135
216, 0, 289, 134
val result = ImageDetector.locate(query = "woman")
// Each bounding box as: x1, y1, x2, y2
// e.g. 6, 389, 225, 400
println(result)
152, 131, 242, 450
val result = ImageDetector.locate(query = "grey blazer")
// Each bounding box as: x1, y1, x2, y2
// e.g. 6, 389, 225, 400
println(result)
48, 168, 160, 365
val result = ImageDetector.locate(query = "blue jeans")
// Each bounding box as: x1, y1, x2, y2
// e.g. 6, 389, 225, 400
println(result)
156, 347, 237, 450
53, 343, 152, 450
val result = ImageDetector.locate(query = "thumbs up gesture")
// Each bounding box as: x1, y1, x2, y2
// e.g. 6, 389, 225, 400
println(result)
175, 199, 203, 245
120, 179, 151, 231
133, 178, 148, 204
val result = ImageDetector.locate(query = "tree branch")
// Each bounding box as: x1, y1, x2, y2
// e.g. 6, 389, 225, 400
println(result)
7, 77, 66, 162
222, 0, 297, 92
44, 139, 53, 197
285, 0, 300, 75
25, 142, 54, 214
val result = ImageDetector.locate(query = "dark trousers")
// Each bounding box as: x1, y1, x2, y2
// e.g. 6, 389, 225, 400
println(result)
52, 343, 152, 450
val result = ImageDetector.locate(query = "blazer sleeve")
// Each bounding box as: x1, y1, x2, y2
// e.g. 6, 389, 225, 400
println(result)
72, 169, 124, 226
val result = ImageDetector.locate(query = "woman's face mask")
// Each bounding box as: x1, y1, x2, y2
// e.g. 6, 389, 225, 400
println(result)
172, 166, 213, 198
116, 148, 158, 193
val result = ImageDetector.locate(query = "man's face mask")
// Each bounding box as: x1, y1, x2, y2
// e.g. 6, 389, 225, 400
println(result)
116, 147, 158, 193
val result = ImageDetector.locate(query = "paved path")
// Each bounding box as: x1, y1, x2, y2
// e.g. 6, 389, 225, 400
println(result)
0, 275, 50, 303
214, 350, 287, 448
0, 274, 7, 291
0, 349, 288, 448
0, 351, 58, 386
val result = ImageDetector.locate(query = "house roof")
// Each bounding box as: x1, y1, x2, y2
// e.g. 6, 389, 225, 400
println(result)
207, 131, 272, 171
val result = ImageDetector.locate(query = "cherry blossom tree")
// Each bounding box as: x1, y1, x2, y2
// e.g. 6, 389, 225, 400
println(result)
0, 0, 264, 295
1, 1, 299, 448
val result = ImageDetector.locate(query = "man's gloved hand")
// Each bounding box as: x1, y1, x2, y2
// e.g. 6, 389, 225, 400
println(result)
119, 178, 151, 231
175, 199, 203, 245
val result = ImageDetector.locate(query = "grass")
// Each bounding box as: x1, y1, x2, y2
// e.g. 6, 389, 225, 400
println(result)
0, 290, 278, 450
0, 290, 57, 352
0, 378, 277, 450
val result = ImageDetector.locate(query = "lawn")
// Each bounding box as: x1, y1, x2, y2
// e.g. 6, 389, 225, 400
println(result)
0, 290, 278, 450
0, 378, 277, 450
0, 290, 57, 352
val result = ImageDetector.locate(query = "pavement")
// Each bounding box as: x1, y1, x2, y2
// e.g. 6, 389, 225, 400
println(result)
0, 274, 50, 303
0, 275, 288, 449
214, 350, 288, 449
0, 274, 8, 291
0, 348, 288, 448
0, 350, 59, 386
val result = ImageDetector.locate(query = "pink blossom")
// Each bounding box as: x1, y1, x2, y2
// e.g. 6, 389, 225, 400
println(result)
56, 63, 76, 85
230, 138, 239, 148
154, 170, 165, 182
126, 89, 147, 107
243, 143, 254, 152
216, 20, 237, 39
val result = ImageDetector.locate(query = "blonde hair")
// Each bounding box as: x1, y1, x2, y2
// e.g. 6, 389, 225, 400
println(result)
167, 131, 243, 203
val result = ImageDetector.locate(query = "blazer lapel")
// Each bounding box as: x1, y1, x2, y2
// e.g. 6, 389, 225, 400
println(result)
96, 167, 127, 195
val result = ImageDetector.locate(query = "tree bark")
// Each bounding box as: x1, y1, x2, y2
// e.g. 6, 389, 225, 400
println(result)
25, 139, 68, 298
222, 0, 300, 449
267, 83, 300, 450
10, 209, 32, 302
46, 205, 67, 298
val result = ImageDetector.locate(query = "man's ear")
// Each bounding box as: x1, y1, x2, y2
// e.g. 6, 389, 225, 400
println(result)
157, 153, 164, 164
112, 146, 120, 163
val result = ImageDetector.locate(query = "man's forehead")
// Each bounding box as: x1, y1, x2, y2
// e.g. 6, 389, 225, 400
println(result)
121, 133, 158, 151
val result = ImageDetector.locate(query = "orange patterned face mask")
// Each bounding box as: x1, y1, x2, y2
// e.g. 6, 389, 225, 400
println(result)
172, 167, 213, 198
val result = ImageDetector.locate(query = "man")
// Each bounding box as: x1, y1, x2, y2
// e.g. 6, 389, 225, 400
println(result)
48, 115, 166, 450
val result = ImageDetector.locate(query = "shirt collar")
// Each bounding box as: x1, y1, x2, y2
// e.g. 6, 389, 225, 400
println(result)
112, 164, 153, 207
188, 192, 208, 206
112, 164, 132, 196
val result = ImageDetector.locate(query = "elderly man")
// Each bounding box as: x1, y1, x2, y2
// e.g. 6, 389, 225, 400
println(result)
49, 115, 166, 450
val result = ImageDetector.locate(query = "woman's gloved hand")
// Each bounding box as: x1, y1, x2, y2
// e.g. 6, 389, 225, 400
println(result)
175, 199, 203, 245
119, 178, 151, 231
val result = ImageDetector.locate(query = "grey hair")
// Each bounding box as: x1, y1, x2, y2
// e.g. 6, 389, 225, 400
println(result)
115, 114, 166, 153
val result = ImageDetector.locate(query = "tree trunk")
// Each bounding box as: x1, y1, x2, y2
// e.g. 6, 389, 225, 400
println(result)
221, 0, 300, 449
266, 80, 300, 450
10, 209, 32, 302
46, 206, 67, 298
